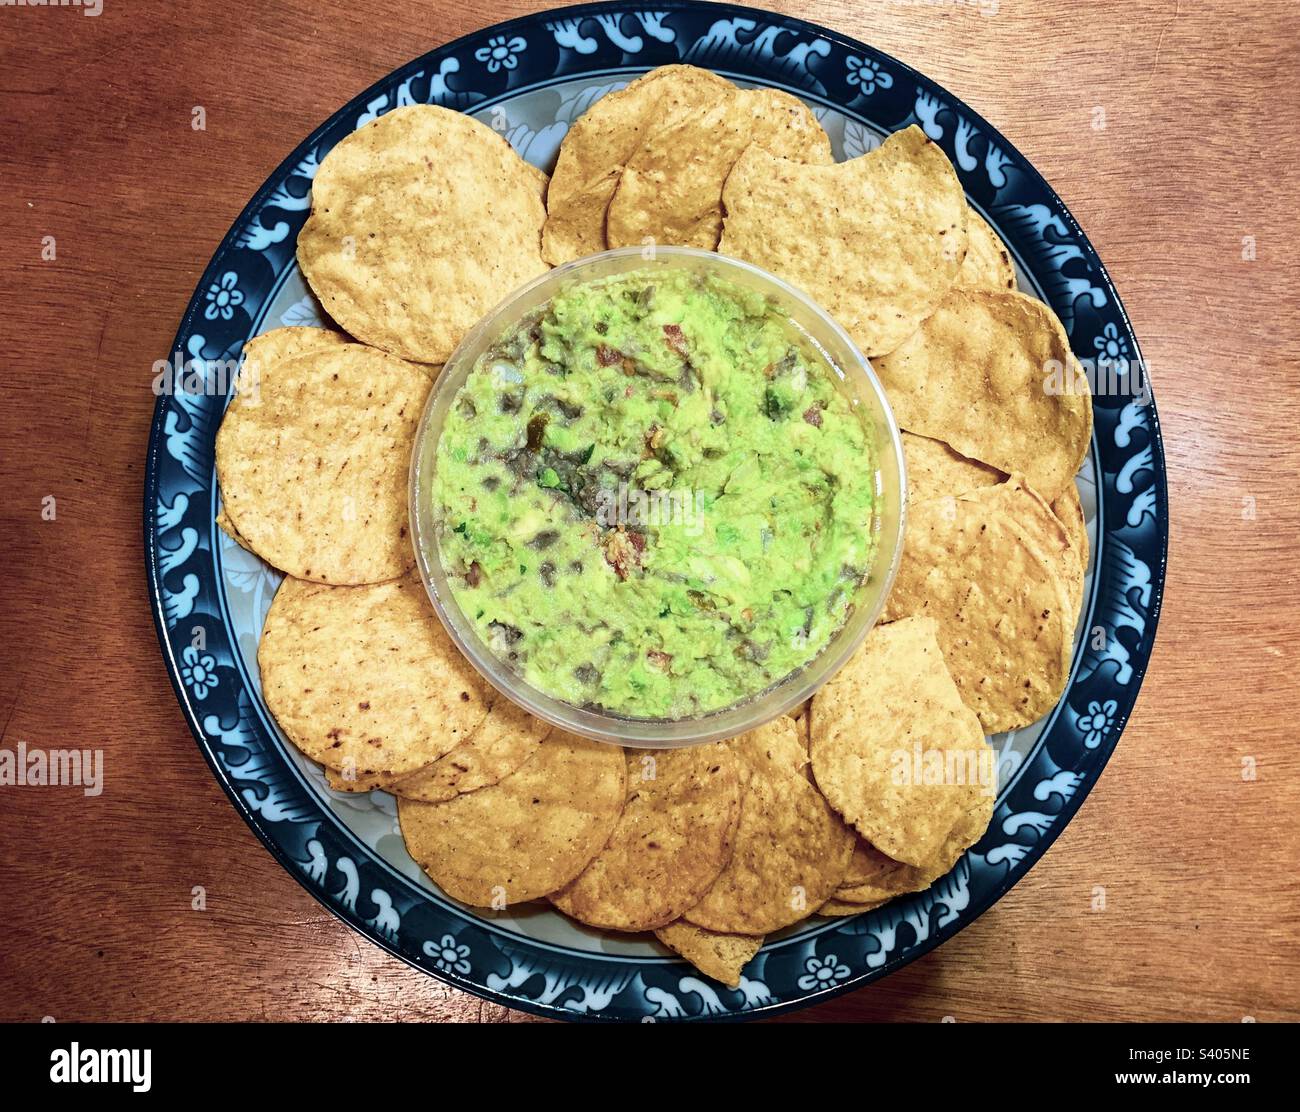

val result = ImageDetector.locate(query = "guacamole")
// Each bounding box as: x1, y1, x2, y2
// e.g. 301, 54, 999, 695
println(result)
433, 267, 876, 718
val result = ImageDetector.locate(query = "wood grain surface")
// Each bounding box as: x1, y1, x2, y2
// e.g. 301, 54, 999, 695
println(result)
1, 0, 1297, 1023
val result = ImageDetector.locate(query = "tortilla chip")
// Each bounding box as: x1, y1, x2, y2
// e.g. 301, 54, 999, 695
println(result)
841, 836, 900, 888
718, 125, 967, 357
833, 840, 932, 904
683, 718, 855, 935
810, 616, 991, 866
606, 87, 832, 250
881, 492, 1076, 732
930, 785, 996, 878
215, 344, 430, 584
298, 105, 548, 363
398, 731, 627, 907
216, 327, 356, 565
958, 207, 1016, 291
239, 325, 350, 368
258, 575, 492, 777
964, 475, 1084, 624
654, 921, 763, 988
902, 430, 1005, 503
549, 744, 741, 932
817, 897, 888, 917
874, 288, 1092, 501
391, 698, 551, 803
543, 65, 733, 263
835, 776, 996, 906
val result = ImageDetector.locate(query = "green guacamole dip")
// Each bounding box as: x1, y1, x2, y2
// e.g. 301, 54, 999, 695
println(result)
433, 267, 876, 718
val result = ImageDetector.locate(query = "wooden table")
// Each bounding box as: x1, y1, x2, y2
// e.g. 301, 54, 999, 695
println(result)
2, 0, 1297, 1023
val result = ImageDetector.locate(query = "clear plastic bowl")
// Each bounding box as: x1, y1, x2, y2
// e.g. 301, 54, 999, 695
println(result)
410, 246, 906, 747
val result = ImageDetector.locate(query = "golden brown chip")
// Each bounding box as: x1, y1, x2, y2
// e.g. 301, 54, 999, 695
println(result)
833, 779, 996, 909
958, 207, 1016, 291
874, 288, 1092, 501
297, 105, 548, 363
542, 65, 733, 263
832, 756, 996, 917
834, 839, 926, 905
841, 836, 900, 888
810, 616, 992, 866
654, 921, 763, 988
391, 699, 551, 803
929, 785, 996, 880
881, 493, 1075, 733
718, 125, 967, 357
216, 328, 373, 566
259, 575, 492, 777
683, 718, 855, 935
902, 431, 1005, 503
215, 344, 430, 584
606, 87, 832, 251
399, 730, 626, 907
239, 325, 350, 369
964, 475, 1084, 624
549, 744, 741, 932
817, 897, 888, 917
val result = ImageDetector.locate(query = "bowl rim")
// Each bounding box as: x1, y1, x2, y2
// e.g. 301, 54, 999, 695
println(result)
409, 245, 907, 746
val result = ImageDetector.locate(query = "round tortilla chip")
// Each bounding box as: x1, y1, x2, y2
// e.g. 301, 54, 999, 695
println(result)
964, 475, 1085, 625
833, 840, 932, 904
654, 921, 763, 989
297, 105, 548, 363
398, 731, 627, 907
684, 718, 855, 935
258, 575, 492, 777
215, 329, 364, 561
719, 125, 967, 357
874, 288, 1092, 501
215, 344, 430, 584
238, 325, 350, 369
881, 493, 1076, 733
902, 430, 1005, 504
810, 616, 992, 866
391, 698, 551, 803
927, 786, 996, 880
958, 207, 1016, 291
549, 744, 741, 932
607, 86, 832, 250
834, 783, 996, 910
841, 836, 901, 888
542, 65, 733, 264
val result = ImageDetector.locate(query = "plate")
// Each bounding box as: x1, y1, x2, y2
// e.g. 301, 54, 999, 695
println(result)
144, 0, 1167, 1021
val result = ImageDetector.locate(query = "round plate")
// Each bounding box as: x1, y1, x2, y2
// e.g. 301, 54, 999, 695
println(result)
144, 0, 1167, 1021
